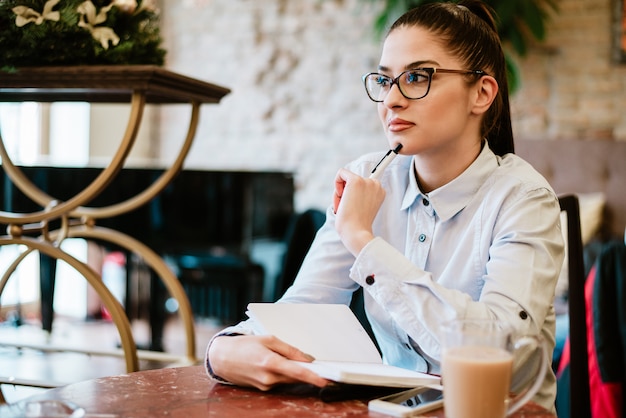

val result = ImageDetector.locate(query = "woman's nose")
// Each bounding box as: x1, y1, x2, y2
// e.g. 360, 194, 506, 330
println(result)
383, 82, 408, 107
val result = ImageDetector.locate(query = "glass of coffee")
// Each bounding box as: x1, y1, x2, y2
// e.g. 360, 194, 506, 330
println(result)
441, 319, 549, 418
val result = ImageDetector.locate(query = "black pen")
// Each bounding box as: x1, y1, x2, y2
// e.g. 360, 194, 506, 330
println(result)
369, 143, 403, 180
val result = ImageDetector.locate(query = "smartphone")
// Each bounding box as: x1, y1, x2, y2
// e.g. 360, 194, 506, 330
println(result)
368, 386, 444, 417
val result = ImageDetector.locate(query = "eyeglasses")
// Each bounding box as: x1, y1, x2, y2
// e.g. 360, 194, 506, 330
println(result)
362, 68, 486, 102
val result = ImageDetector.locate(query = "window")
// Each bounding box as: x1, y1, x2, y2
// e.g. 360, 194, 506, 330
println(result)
0, 102, 90, 307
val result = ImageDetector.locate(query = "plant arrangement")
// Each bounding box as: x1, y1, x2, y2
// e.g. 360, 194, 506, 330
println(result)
363, 0, 559, 92
0, 0, 166, 72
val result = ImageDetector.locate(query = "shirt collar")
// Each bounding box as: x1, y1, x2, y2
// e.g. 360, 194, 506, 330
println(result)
401, 143, 499, 221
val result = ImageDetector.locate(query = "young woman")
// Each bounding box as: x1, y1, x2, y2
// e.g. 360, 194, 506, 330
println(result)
206, 0, 563, 411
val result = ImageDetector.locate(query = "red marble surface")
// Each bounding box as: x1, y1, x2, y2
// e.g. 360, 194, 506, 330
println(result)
1, 365, 556, 417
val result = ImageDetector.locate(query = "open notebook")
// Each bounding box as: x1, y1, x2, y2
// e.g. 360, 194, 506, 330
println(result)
246, 303, 440, 388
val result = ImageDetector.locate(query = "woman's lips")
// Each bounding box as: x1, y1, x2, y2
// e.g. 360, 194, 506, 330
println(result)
388, 118, 414, 132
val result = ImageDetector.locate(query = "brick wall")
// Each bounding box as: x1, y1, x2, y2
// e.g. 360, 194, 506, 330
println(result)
159, 0, 626, 212
511, 0, 626, 140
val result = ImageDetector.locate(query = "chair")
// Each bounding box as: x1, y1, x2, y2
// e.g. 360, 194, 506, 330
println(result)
273, 209, 326, 301
165, 251, 265, 325
556, 195, 591, 418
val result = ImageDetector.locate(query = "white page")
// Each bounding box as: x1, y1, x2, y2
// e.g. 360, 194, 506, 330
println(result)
295, 361, 441, 387
246, 303, 382, 364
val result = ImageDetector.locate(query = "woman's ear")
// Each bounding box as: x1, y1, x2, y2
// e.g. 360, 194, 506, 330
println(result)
471, 75, 498, 116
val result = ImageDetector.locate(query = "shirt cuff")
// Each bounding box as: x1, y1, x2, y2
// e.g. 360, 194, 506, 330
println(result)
351, 236, 427, 287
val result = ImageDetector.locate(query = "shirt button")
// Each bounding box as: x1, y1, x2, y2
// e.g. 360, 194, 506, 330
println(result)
419, 234, 426, 242
365, 275, 375, 285
519, 311, 528, 320
422, 198, 429, 206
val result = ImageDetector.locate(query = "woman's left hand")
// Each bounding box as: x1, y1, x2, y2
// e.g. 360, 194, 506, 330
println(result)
333, 168, 386, 256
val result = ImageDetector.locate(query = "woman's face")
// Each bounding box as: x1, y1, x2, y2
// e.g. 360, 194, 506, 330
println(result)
377, 25, 484, 158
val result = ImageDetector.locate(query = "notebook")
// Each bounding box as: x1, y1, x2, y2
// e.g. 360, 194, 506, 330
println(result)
246, 303, 440, 388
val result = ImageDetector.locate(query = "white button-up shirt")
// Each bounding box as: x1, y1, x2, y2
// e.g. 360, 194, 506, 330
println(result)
208, 143, 563, 411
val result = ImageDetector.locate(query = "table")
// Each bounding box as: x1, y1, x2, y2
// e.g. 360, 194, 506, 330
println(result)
0, 66, 230, 371
0, 366, 557, 417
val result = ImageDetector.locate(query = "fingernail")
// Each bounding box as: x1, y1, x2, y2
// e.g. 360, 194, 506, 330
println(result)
304, 353, 316, 361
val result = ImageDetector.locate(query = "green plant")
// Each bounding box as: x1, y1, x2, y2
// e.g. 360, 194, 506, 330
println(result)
0, 0, 166, 72
363, 0, 558, 92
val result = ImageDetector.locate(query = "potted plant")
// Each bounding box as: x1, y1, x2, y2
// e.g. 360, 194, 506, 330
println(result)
0, 0, 166, 72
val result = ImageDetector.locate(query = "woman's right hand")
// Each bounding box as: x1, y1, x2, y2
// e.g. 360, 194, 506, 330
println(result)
207, 334, 330, 391
333, 168, 385, 256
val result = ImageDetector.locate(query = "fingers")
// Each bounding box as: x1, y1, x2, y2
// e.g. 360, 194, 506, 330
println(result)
263, 335, 315, 362
331, 169, 384, 255
333, 169, 348, 213
258, 352, 329, 389
333, 189, 342, 214
333, 170, 385, 222
249, 336, 330, 389
333, 168, 372, 214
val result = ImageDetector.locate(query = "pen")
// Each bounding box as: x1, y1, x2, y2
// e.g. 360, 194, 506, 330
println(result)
369, 143, 403, 180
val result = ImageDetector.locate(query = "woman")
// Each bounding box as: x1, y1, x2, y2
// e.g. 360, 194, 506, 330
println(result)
206, 0, 563, 411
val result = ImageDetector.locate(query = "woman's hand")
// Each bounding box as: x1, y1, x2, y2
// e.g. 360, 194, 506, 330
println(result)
208, 334, 329, 391
333, 168, 386, 256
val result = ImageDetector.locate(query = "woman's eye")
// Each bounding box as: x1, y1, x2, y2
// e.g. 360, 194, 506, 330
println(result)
375, 76, 390, 86
405, 71, 427, 84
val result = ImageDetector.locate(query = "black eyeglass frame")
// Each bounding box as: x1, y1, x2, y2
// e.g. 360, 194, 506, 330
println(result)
362, 67, 487, 102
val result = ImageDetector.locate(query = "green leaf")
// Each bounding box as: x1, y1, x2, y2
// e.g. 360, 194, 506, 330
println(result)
489, 0, 516, 24
520, 1, 547, 41
507, 24, 527, 56
505, 52, 521, 93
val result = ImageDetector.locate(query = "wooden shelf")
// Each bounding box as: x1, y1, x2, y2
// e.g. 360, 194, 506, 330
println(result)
0, 65, 231, 104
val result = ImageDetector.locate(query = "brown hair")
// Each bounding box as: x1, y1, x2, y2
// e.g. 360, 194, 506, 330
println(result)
388, 0, 514, 155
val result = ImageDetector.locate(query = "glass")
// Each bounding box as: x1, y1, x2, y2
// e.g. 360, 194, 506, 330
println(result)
3, 400, 119, 417
362, 68, 485, 102
440, 319, 549, 418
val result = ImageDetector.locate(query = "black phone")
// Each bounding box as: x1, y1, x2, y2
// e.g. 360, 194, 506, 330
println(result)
368, 386, 444, 417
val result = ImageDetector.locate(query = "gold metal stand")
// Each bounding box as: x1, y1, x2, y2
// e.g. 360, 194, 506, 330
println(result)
0, 66, 230, 375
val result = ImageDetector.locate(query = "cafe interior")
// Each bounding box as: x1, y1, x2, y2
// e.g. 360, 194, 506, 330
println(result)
1, 0, 625, 416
